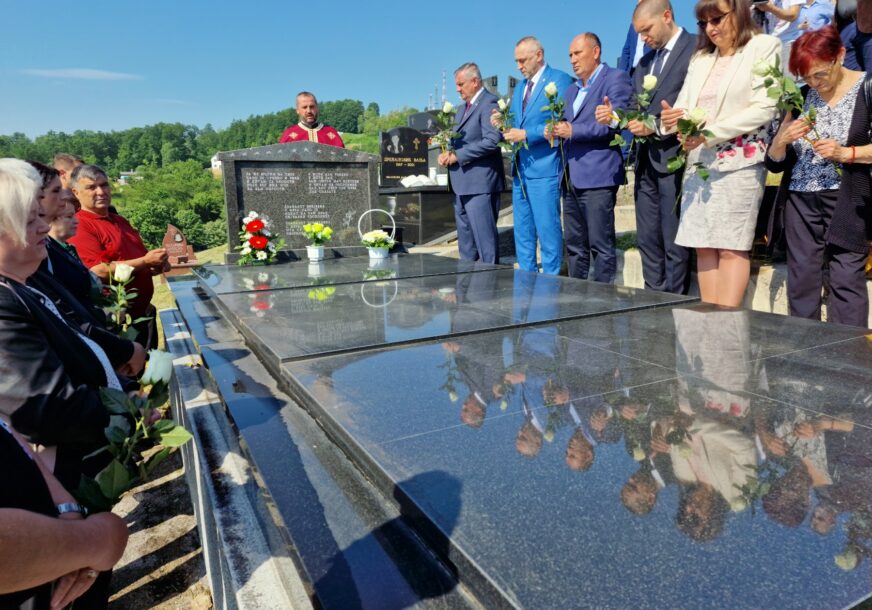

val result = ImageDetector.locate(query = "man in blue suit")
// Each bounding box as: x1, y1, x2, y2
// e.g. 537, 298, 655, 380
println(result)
439, 62, 505, 264
597, 0, 695, 294
494, 36, 573, 275
550, 33, 632, 283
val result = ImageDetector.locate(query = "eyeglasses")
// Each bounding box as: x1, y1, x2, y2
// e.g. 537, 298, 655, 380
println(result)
697, 10, 732, 29
802, 61, 837, 84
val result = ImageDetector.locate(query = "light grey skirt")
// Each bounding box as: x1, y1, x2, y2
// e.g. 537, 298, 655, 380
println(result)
675, 161, 766, 251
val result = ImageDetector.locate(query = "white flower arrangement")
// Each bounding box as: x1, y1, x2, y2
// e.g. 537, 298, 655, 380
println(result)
361, 229, 395, 249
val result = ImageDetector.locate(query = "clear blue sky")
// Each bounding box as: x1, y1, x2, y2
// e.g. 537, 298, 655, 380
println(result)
1, 0, 698, 138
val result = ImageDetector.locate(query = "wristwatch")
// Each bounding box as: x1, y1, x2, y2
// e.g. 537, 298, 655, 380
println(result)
56, 502, 88, 517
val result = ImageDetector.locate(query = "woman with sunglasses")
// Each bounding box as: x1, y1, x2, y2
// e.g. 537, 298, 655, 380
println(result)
765, 26, 869, 327
661, 0, 780, 307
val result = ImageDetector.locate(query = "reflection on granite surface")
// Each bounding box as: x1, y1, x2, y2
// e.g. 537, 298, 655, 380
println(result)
193, 254, 505, 294
283, 304, 872, 608
199, 262, 696, 363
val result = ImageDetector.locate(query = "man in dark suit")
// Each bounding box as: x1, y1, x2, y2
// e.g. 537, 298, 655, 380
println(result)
551, 33, 632, 282
439, 62, 505, 264
597, 0, 695, 294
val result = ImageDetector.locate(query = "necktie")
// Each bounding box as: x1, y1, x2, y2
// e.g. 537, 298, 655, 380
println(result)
463, 102, 472, 119
522, 80, 534, 112
652, 48, 666, 77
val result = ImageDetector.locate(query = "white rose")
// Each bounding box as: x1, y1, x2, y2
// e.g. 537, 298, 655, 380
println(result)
497, 98, 508, 111
256, 251, 268, 260
442, 101, 454, 114
642, 74, 658, 91
752, 59, 770, 77
544, 81, 558, 97
142, 349, 174, 385
688, 107, 707, 124
113, 263, 135, 283
241, 246, 251, 255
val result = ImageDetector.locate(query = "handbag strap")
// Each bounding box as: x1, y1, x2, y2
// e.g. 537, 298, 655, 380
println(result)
865, 75, 872, 137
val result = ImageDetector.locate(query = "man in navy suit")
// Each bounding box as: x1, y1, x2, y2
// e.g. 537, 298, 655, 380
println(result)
494, 37, 573, 275
597, 0, 695, 294
439, 62, 505, 264
550, 33, 632, 283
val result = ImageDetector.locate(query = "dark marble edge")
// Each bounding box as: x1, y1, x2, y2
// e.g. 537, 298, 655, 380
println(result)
193, 256, 512, 297
278, 365, 520, 610
169, 282, 477, 609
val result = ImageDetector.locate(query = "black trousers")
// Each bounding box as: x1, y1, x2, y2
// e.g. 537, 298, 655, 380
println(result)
785, 189, 869, 327
634, 155, 691, 294
563, 185, 618, 282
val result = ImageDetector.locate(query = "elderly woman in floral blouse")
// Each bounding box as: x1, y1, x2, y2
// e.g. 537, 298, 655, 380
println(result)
765, 26, 869, 327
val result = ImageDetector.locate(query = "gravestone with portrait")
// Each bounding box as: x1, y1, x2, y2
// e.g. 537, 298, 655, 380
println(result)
379, 127, 429, 187
218, 142, 380, 262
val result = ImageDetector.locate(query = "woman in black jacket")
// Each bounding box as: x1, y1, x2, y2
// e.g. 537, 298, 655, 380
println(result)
765, 26, 870, 327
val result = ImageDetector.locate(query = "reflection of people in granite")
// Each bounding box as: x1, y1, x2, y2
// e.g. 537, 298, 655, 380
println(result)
672, 308, 757, 418
675, 483, 730, 542
441, 271, 508, 427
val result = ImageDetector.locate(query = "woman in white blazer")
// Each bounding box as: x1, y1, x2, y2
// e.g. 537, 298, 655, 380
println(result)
662, 0, 781, 307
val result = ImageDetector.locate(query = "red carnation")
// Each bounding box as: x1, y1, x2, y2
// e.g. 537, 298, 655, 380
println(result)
246, 219, 265, 233
249, 235, 269, 250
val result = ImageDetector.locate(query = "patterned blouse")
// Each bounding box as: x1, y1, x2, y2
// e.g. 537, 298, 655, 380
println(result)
789, 77, 863, 192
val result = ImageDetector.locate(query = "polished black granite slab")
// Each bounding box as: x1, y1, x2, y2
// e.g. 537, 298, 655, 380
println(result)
282, 304, 872, 609
193, 253, 506, 295
198, 262, 697, 365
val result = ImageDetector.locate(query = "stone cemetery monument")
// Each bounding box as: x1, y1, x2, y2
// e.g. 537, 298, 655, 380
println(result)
161, 223, 198, 276
407, 111, 439, 134
218, 142, 380, 261
379, 127, 429, 187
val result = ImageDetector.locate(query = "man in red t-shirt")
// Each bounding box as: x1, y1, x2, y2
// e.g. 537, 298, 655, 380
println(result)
278, 91, 345, 147
67, 165, 169, 347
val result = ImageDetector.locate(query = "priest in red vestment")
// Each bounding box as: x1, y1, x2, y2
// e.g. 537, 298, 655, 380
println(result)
278, 91, 345, 147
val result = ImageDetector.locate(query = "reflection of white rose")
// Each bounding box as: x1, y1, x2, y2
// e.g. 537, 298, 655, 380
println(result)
142, 350, 174, 385
544, 81, 558, 97
113, 263, 135, 283
688, 107, 707, 124
442, 101, 454, 113
256, 251, 267, 260
544, 429, 555, 443
835, 549, 859, 571
633, 447, 646, 461
500, 400, 508, 411
497, 98, 508, 111
730, 498, 748, 512
752, 59, 770, 77
448, 391, 458, 402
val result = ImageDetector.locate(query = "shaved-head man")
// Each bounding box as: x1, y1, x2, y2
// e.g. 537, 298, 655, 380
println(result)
596, 0, 696, 294
491, 36, 573, 275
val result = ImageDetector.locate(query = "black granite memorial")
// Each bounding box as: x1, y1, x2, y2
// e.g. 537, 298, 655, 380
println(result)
218, 142, 380, 262
380, 127, 429, 187
407, 111, 439, 135
170, 253, 872, 609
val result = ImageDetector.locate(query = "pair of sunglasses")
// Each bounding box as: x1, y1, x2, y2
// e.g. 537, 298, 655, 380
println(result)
697, 10, 731, 28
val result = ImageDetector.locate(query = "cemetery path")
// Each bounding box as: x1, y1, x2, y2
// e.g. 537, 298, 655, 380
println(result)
108, 451, 212, 609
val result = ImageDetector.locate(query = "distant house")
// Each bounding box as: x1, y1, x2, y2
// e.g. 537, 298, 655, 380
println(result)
211, 154, 223, 177
117, 171, 140, 185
